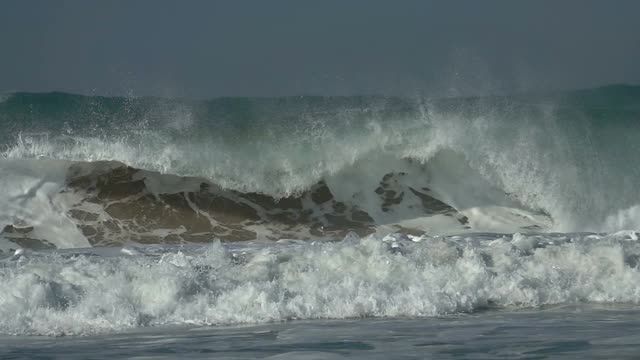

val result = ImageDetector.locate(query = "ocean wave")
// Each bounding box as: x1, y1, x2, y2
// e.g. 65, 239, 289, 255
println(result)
2, 86, 640, 249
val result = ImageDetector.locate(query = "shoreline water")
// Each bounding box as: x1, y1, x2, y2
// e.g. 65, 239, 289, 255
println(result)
3, 304, 640, 359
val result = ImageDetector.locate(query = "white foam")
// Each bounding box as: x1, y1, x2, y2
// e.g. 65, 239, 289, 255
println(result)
1, 232, 640, 336
0, 159, 90, 250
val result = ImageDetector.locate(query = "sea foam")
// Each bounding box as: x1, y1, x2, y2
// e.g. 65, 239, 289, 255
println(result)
2, 231, 639, 336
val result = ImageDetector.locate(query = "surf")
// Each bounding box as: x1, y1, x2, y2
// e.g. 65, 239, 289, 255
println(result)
2, 231, 640, 336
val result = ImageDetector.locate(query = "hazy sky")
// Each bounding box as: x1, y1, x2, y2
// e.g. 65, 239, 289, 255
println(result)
1, 0, 639, 97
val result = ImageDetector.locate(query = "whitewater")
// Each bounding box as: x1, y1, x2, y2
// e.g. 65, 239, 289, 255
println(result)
2, 85, 640, 358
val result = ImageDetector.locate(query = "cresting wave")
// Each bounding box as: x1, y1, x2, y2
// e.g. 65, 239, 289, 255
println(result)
1, 85, 640, 250
2, 231, 640, 336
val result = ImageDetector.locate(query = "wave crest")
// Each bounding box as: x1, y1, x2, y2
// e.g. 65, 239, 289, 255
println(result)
2, 86, 640, 249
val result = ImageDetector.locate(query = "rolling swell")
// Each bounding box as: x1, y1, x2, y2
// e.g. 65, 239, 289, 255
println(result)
1, 85, 640, 250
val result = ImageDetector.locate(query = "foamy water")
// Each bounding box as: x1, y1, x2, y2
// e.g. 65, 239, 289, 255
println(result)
2, 231, 640, 336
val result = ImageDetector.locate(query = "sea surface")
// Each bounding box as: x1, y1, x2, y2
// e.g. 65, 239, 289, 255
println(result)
1, 85, 640, 357
3, 304, 640, 359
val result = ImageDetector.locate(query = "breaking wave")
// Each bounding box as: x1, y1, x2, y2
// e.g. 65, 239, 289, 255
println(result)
2, 231, 640, 336
1, 85, 640, 250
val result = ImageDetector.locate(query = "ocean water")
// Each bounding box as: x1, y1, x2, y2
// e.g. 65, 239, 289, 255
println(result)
3, 305, 640, 359
2, 85, 640, 357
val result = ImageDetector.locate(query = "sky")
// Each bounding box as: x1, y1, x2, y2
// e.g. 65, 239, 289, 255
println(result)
1, 0, 639, 98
